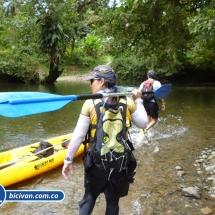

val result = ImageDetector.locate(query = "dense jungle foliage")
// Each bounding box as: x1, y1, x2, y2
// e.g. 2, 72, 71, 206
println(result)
0, 0, 215, 84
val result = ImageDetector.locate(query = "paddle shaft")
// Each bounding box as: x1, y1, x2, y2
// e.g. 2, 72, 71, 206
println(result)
6, 92, 144, 104
0, 139, 69, 170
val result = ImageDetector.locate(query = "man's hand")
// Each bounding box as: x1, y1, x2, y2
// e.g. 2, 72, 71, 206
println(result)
62, 163, 73, 180
161, 100, 166, 111
161, 104, 166, 111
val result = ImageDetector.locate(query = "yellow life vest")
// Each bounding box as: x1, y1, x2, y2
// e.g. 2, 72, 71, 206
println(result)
89, 97, 131, 140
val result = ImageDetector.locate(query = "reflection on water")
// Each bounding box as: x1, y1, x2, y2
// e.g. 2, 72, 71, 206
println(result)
1, 81, 215, 214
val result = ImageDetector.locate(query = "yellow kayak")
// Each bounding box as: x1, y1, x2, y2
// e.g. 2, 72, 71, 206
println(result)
0, 133, 86, 187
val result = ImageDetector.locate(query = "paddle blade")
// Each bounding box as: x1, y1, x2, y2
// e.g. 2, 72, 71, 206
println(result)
154, 84, 172, 100
0, 92, 104, 118
0, 92, 73, 118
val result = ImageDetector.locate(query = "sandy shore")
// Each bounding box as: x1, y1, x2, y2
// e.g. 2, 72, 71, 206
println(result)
57, 73, 90, 82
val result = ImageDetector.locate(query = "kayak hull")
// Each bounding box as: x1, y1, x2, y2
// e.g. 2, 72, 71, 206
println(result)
0, 133, 84, 187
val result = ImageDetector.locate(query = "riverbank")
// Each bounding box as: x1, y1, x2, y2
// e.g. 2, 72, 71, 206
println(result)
57, 73, 215, 86
57, 74, 88, 82
2, 131, 215, 215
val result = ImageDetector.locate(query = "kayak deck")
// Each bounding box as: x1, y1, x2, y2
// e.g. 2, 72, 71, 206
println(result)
0, 133, 85, 187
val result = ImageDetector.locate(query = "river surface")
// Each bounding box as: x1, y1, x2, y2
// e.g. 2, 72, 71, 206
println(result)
0, 79, 215, 215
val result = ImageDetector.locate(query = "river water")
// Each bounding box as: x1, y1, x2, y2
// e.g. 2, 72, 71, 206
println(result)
0, 79, 215, 215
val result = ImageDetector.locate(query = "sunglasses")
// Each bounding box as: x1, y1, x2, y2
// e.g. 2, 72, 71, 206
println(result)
90, 79, 100, 84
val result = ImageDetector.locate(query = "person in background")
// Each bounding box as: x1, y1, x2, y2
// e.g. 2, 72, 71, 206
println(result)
62, 65, 148, 215
138, 70, 166, 137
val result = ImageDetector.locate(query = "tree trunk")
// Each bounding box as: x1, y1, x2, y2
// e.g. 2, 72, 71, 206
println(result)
42, 55, 64, 84
71, 38, 76, 57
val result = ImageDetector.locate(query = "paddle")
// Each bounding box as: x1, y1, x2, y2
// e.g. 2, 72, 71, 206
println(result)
0, 83, 172, 118
0, 139, 70, 170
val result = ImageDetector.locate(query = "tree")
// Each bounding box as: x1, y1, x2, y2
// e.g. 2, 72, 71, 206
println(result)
95, 0, 215, 79
187, 1, 215, 74
2, 0, 22, 16
34, 1, 63, 84
34, 0, 107, 83
1, 0, 107, 84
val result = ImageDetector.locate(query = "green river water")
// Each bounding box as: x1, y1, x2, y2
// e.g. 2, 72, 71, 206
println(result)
0, 79, 215, 215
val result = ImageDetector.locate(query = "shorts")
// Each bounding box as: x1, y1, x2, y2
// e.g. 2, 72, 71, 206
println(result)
84, 165, 129, 199
143, 102, 159, 119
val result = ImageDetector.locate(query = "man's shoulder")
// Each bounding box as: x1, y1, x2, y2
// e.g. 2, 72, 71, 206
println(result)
153, 80, 161, 89
153, 79, 161, 84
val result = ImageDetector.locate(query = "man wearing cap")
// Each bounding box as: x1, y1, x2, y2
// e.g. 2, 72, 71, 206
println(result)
138, 70, 166, 137
62, 65, 148, 215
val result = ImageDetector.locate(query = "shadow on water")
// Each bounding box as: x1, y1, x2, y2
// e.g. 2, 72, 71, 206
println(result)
1, 81, 215, 214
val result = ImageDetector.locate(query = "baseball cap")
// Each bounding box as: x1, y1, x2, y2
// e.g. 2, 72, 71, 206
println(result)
83, 65, 117, 84
147, 70, 156, 78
